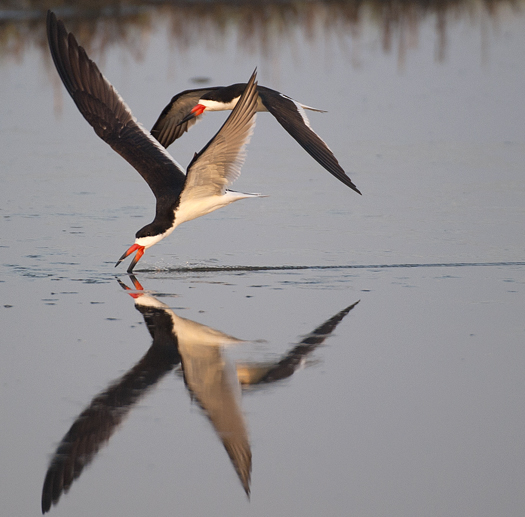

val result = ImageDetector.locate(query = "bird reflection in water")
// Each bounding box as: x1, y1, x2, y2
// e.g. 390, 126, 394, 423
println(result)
41, 276, 359, 513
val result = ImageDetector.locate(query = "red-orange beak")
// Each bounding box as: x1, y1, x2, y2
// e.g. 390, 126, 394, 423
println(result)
115, 244, 145, 273
180, 103, 206, 124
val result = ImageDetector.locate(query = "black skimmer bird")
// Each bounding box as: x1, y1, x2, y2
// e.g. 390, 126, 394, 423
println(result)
46, 11, 260, 273
151, 83, 361, 194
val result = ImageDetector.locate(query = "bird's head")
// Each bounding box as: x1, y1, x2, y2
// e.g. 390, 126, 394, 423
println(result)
115, 223, 173, 273
179, 103, 207, 125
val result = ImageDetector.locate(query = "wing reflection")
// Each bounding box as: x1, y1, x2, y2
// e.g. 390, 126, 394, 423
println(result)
237, 300, 359, 386
41, 284, 182, 513
41, 276, 359, 513
129, 279, 252, 497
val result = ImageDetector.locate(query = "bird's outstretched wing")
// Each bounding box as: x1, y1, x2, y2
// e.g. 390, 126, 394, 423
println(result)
179, 71, 259, 201
257, 87, 361, 194
46, 11, 186, 201
151, 88, 214, 148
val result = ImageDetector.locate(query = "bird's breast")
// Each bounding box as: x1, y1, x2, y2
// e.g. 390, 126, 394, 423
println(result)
174, 195, 229, 226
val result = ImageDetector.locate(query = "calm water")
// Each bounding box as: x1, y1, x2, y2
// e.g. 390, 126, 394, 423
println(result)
1, 2, 524, 516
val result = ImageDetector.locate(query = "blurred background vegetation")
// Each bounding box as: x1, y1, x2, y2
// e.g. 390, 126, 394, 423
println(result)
1, 0, 522, 66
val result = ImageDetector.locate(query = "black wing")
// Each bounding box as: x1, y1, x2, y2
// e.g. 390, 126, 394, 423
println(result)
46, 11, 186, 201
258, 86, 362, 194
151, 88, 215, 148
180, 71, 258, 200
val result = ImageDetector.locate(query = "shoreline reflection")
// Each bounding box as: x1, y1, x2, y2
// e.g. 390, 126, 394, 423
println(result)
1, 0, 521, 67
41, 275, 359, 513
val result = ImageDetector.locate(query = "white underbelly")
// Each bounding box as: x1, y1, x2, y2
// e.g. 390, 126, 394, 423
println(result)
174, 191, 254, 227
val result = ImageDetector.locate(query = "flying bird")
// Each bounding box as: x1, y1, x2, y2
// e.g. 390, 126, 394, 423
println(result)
151, 83, 361, 194
47, 11, 260, 273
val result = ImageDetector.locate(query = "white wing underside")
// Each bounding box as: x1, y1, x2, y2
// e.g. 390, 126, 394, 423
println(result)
181, 117, 256, 201
173, 77, 260, 226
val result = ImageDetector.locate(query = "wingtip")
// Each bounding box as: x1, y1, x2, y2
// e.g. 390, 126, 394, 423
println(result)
347, 180, 362, 195
45, 10, 55, 41
46, 10, 61, 38
247, 67, 258, 85
41, 498, 50, 514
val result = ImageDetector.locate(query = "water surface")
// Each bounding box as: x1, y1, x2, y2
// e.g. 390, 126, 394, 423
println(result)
1, 2, 524, 516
